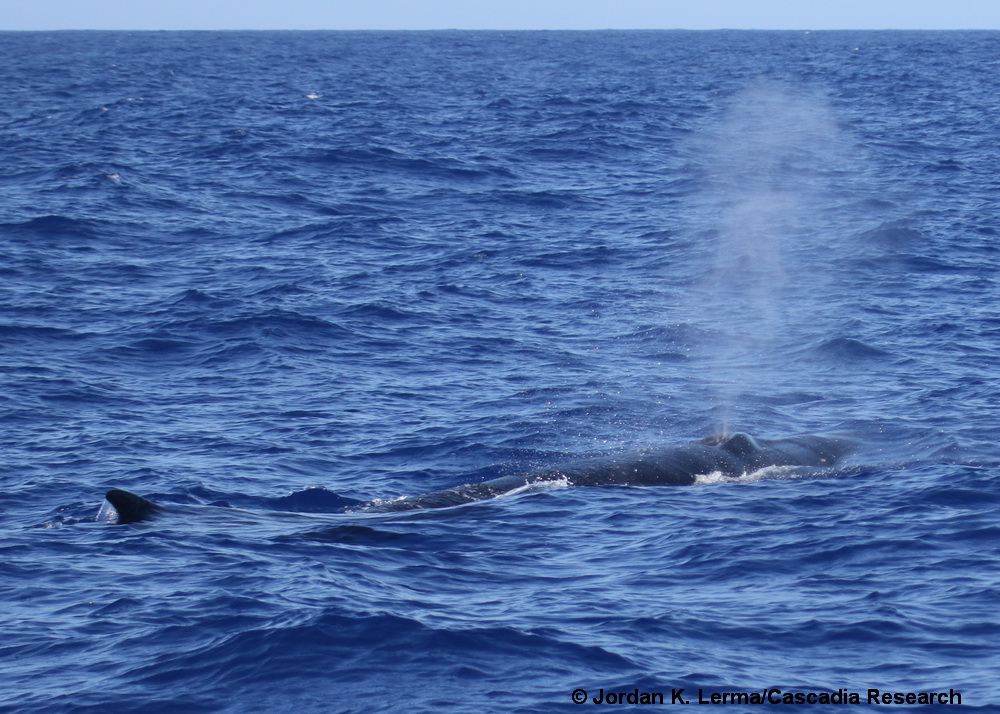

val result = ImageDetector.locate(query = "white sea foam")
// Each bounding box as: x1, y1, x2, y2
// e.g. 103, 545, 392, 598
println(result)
693, 464, 807, 485
503, 476, 571, 498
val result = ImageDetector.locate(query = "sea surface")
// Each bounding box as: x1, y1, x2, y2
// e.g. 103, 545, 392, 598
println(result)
2, 30, 999, 712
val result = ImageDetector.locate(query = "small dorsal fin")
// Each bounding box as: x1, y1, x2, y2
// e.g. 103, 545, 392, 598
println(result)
105, 489, 162, 524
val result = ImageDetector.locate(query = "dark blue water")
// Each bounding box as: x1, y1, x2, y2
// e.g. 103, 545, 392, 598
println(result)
2, 30, 999, 712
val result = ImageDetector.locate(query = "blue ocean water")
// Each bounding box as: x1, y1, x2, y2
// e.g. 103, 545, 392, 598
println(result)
2, 29, 999, 712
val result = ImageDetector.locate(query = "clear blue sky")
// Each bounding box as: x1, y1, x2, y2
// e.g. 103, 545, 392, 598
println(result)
4, 0, 1000, 31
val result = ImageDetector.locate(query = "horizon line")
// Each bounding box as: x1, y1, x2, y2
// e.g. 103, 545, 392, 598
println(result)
2, 27, 998, 32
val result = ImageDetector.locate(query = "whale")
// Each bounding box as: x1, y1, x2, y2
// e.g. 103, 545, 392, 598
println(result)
104, 433, 853, 524
362, 432, 854, 512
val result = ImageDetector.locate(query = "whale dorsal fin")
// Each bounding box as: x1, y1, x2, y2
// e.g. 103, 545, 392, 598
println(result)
106, 489, 162, 524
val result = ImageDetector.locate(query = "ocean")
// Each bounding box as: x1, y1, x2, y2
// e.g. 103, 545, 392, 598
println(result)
1, 30, 998, 712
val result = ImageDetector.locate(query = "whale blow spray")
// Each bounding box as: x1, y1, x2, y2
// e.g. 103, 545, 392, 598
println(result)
684, 83, 844, 431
